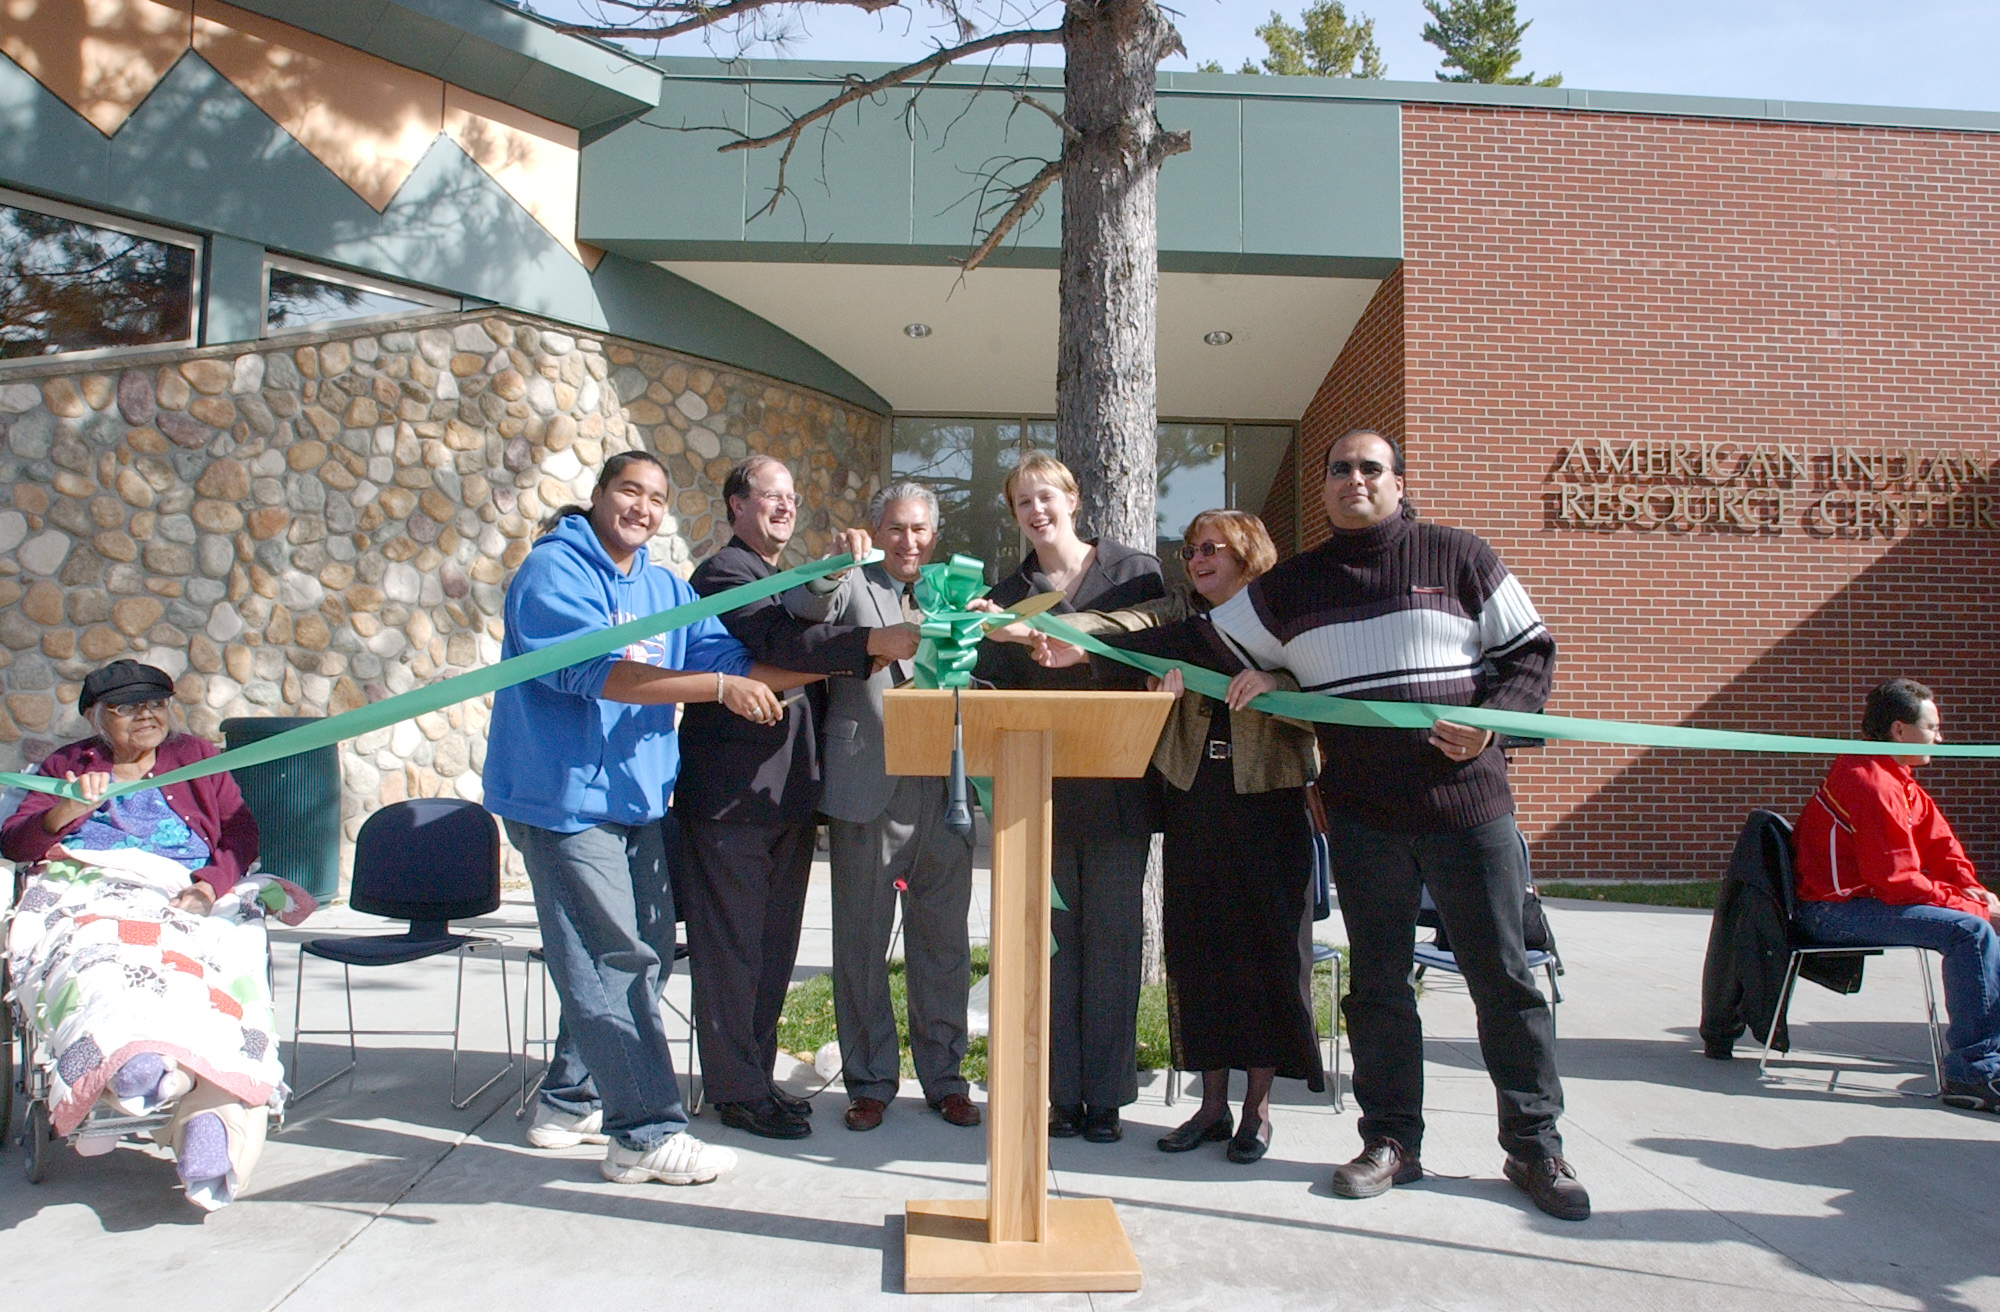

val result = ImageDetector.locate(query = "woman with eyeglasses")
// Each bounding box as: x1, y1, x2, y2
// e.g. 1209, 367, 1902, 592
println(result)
3, 660, 258, 913
1017, 510, 1324, 1163
971, 451, 1165, 1145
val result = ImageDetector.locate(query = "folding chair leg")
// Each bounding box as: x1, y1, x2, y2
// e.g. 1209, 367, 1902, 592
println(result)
290, 951, 361, 1106
1918, 948, 1945, 1097
517, 951, 550, 1117
449, 947, 515, 1111
1759, 951, 1805, 1080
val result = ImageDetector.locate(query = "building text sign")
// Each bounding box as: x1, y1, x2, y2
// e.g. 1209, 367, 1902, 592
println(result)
1548, 440, 1999, 535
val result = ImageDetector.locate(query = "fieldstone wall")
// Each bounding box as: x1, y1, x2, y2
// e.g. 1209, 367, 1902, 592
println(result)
0, 312, 885, 885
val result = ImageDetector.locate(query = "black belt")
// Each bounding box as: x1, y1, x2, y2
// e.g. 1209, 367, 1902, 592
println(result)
1206, 740, 1231, 759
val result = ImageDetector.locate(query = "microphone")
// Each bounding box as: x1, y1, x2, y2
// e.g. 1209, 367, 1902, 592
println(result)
944, 686, 974, 838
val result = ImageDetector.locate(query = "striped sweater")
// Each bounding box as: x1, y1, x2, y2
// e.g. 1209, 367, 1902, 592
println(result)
1207, 511, 1554, 833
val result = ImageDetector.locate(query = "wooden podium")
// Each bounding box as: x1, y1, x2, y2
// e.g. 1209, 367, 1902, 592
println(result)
882, 687, 1173, 1294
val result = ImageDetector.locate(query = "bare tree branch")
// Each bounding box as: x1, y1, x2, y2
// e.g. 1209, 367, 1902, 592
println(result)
1006, 88, 1080, 142
551, 0, 902, 42
716, 26, 1064, 153
953, 155, 1061, 273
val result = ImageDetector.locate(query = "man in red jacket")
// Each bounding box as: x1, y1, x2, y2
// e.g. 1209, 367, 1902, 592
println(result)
1793, 678, 2000, 1112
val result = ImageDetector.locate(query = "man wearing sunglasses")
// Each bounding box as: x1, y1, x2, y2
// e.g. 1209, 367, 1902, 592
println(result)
1204, 429, 1584, 1221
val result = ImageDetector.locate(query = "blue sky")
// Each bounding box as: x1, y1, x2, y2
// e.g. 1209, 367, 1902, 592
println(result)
538, 1, 2000, 114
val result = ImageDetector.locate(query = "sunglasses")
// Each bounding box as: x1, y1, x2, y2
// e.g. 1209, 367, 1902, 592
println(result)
1326, 460, 1392, 480
1177, 541, 1234, 561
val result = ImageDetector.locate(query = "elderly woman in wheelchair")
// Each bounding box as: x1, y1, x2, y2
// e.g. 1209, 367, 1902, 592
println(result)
3, 660, 311, 1208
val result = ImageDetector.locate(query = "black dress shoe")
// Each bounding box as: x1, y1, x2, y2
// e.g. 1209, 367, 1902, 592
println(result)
769, 1084, 814, 1117
1330, 1136, 1421, 1198
1081, 1106, 1122, 1143
1157, 1114, 1233, 1153
1049, 1103, 1085, 1137
1225, 1119, 1269, 1165
1503, 1153, 1591, 1221
715, 1097, 812, 1140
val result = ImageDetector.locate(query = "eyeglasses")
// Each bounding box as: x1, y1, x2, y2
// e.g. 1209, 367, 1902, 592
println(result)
104, 698, 169, 720
750, 491, 803, 508
1327, 460, 1392, 481
1177, 542, 1234, 561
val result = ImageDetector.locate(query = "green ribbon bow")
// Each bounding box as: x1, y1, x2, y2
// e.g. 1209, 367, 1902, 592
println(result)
910, 553, 991, 690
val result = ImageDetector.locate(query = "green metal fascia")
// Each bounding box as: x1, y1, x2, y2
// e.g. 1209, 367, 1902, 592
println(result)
224, 0, 660, 129
645, 55, 2000, 136
589, 240, 1398, 280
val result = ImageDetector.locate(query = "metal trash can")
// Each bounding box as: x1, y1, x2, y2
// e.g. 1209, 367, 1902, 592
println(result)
220, 716, 341, 900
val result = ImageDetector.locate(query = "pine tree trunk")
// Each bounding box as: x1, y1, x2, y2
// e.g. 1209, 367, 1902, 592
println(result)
1057, 2, 1188, 986
1056, 1, 1185, 548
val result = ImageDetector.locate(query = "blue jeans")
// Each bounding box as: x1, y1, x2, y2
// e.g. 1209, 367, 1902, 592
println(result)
505, 817, 687, 1148
1797, 897, 2000, 1083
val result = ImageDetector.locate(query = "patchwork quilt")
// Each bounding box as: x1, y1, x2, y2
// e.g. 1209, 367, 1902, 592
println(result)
4, 846, 314, 1137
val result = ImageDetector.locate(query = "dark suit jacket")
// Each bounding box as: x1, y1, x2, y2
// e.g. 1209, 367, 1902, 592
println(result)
674, 536, 876, 825
973, 538, 1166, 841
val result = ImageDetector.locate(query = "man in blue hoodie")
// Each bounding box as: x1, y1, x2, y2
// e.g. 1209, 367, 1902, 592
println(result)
485, 451, 812, 1187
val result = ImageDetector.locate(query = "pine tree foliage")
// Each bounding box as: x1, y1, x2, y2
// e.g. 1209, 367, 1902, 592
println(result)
1420, 0, 1560, 86
1244, 2, 1385, 78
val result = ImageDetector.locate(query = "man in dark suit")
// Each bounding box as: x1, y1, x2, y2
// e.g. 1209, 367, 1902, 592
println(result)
676, 455, 919, 1139
785, 481, 980, 1133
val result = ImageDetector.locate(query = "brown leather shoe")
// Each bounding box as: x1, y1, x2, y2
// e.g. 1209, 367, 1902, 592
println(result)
1329, 1136, 1422, 1198
1503, 1153, 1591, 1221
843, 1097, 887, 1132
931, 1093, 981, 1127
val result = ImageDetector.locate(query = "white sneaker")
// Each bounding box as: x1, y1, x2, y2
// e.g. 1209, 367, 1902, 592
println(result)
600, 1132, 737, 1186
526, 1102, 608, 1149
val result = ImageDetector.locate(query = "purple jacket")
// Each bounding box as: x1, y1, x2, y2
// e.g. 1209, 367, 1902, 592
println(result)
1, 733, 260, 893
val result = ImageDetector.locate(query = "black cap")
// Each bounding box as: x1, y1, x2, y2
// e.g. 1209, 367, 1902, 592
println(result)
78, 660, 175, 714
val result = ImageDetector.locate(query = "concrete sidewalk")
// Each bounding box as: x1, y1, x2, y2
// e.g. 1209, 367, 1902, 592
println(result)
5, 870, 1998, 1311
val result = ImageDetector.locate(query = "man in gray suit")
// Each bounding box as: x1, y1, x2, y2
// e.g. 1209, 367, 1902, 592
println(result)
788, 482, 979, 1133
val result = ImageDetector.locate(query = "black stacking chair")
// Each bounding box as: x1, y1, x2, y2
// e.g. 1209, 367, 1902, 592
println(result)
289, 798, 513, 1108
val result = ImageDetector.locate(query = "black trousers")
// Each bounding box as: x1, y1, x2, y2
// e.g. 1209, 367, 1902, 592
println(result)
1050, 837, 1151, 1110
1331, 812, 1564, 1160
677, 817, 816, 1105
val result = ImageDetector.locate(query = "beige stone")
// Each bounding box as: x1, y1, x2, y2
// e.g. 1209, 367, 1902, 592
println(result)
492, 370, 528, 401
407, 609, 434, 648
265, 607, 294, 645
319, 459, 358, 491
414, 545, 444, 573
155, 367, 191, 411
147, 577, 183, 598
293, 345, 318, 380
294, 613, 330, 650
343, 397, 378, 428
416, 710, 450, 742
287, 439, 329, 472
188, 395, 236, 428
187, 633, 221, 673
192, 499, 244, 534
300, 405, 338, 442
447, 631, 479, 667
419, 488, 454, 522
40, 628, 75, 660
22, 581, 65, 625
43, 376, 86, 418
125, 427, 168, 455
357, 503, 385, 532
382, 536, 420, 562
89, 495, 126, 529
319, 561, 355, 591
444, 419, 483, 451
247, 508, 290, 540
345, 584, 385, 612
377, 487, 416, 519
130, 510, 157, 540
112, 596, 164, 636
450, 352, 485, 377
194, 459, 249, 500
224, 644, 252, 682
6, 693, 53, 731
502, 540, 530, 570
53, 470, 96, 499
544, 414, 577, 451
319, 340, 351, 378
79, 373, 114, 410
0, 582, 17, 609
80, 625, 125, 661
469, 555, 505, 586
329, 676, 365, 715
179, 358, 233, 395
92, 530, 137, 562
13, 485, 48, 516
350, 611, 381, 638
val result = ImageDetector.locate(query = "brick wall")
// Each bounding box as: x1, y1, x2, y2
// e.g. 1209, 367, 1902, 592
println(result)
1289, 105, 2000, 883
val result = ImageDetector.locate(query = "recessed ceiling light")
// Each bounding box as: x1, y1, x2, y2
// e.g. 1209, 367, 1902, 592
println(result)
903, 323, 933, 339
1203, 330, 1234, 346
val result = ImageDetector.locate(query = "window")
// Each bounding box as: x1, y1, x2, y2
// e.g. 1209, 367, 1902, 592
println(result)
0, 188, 200, 364
889, 416, 1296, 583
263, 255, 456, 335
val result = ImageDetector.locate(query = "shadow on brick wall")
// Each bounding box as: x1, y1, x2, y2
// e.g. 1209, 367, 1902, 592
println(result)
1524, 496, 2000, 885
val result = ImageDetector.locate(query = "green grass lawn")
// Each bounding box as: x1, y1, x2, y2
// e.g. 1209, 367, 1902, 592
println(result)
777, 943, 1345, 1082
1538, 880, 1721, 909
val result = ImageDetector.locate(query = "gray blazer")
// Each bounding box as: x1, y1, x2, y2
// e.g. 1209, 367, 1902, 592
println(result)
783, 561, 913, 825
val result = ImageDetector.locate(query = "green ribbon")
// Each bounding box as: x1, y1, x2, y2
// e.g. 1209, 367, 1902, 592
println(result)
1, 548, 884, 803
1024, 613, 2000, 759
910, 553, 990, 690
